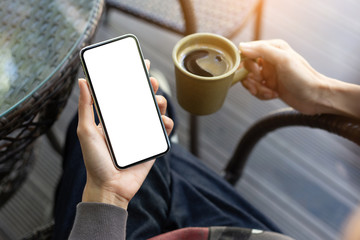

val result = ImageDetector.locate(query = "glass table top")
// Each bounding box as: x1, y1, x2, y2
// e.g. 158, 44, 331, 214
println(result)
0, 0, 103, 117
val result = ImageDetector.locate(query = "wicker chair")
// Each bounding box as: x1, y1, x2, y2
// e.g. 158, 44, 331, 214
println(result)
223, 108, 360, 239
105, 0, 264, 40
223, 109, 360, 185
0, 0, 104, 208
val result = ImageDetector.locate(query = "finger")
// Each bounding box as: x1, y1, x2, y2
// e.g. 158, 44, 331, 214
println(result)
256, 85, 279, 100
261, 60, 278, 89
243, 58, 261, 73
243, 59, 263, 82
78, 78, 95, 129
242, 77, 258, 96
156, 95, 167, 115
162, 115, 174, 136
150, 77, 159, 94
242, 77, 278, 100
145, 59, 150, 71
239, 40, 286, 63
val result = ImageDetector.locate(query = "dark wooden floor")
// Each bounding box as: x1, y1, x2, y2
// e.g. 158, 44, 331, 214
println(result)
1, 0, 360, 239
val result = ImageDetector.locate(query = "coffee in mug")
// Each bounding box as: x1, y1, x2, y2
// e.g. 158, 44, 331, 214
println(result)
181, 47, 233, 77
173, 33, 247, 115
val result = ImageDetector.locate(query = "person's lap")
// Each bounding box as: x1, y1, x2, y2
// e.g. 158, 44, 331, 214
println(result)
53, 99, 280, 240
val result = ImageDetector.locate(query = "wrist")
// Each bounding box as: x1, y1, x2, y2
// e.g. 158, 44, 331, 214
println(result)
82, 182, 129, 210
315, 75, 359, 118
313, 74, 336, 115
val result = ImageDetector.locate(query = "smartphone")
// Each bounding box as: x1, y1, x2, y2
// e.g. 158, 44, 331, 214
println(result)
79, 34, 171, 169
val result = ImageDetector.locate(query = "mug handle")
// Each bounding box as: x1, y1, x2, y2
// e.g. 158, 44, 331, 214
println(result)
231, 67, 248, 86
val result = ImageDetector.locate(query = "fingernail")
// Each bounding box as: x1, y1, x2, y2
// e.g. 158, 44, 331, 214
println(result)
250, 88, 257, 96
263, 93, 272, 99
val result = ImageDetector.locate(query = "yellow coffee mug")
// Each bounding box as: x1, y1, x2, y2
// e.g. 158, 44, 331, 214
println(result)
172, 33, 248, 115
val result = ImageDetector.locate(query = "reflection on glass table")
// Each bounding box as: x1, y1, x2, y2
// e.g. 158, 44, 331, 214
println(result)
0, 0, 104, 207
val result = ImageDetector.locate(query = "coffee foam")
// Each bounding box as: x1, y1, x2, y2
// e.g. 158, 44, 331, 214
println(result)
180, 45, 233, 77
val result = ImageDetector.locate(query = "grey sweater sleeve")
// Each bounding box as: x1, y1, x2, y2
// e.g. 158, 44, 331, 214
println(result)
69, 202, 128, 240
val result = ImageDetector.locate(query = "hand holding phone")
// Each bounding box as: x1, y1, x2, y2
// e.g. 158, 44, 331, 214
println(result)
80, 34, 171, 169
77, 62, 173, 208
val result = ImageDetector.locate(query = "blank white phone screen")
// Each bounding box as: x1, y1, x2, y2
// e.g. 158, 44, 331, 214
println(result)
82, 36, 169, 168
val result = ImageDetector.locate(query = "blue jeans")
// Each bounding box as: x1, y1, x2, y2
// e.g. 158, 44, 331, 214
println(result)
53, 111, 280, 239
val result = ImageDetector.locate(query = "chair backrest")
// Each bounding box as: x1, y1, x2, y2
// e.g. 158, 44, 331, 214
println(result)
222, 108, 360, 239
105, 0, 264, 39
223, 108, 360, 185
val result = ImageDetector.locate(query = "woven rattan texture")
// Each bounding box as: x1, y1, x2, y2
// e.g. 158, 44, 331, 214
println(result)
0, 0, 104, 207
107, 0, 184, 33
107, 0, 261, 37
